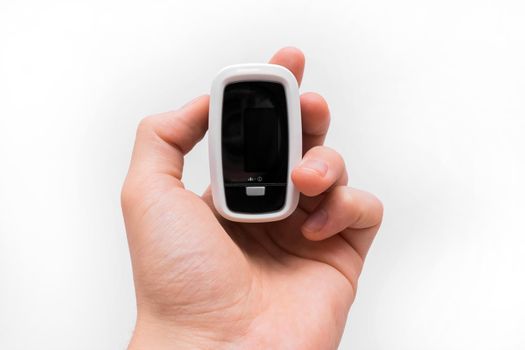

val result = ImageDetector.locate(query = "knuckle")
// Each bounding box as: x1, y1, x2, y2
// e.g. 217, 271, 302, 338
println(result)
302, 92, 331, 131
307, 145, 325, 155
339, 187, 357, 211
136, 114, 160, 135
309, 146, 346, 169
334, 187, 384, 228
305, 91, 329, 109
372, 195, 384, 223
332, 149, 346, 168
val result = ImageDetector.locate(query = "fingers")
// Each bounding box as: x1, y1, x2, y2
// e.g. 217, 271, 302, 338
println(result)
300, 92, 331, 152
269, 47, 382, 261
292, 146, 348, 197
126, 95, 209, 186
269, 48, 330, 153
268, 47, 305, 85
301, 187, 383, 257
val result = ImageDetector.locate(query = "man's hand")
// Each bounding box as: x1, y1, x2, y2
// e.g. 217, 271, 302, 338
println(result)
121, 47, 383, 350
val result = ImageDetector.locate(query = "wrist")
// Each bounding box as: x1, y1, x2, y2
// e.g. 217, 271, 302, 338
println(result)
128, 315, 234, 350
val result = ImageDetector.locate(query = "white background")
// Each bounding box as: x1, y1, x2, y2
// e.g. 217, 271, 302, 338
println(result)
1, 1, 524, 349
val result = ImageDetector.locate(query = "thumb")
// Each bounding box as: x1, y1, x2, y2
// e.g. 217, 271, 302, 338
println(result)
121, 96, 248, 297
121, 95, 209, 213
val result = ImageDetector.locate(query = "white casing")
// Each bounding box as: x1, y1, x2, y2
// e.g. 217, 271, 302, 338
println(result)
209, 63, 302, 223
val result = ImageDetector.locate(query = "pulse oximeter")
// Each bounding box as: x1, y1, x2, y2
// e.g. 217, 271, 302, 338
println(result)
208, 64, 302, 222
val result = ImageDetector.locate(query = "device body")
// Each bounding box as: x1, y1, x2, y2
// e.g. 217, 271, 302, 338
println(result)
209, 64, 302, 222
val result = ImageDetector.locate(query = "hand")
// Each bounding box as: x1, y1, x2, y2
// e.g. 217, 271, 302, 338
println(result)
121, 47, 383, 350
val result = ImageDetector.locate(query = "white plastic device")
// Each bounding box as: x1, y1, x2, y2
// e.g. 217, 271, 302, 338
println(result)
208, 64, 302, 223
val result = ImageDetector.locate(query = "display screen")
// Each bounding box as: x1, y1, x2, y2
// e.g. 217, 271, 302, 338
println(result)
243, 108, 279, 172
221, 81, 288, 213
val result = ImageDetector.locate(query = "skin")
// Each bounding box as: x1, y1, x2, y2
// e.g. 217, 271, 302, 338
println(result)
121, 47, 383, 350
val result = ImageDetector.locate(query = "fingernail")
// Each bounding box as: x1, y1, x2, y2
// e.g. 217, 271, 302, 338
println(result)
300, 159, 328, 177
303, 209, 328, 233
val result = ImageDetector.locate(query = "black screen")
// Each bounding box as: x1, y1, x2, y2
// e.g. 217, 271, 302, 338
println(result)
222, 81, 288, 213
244, 108, 279, 172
